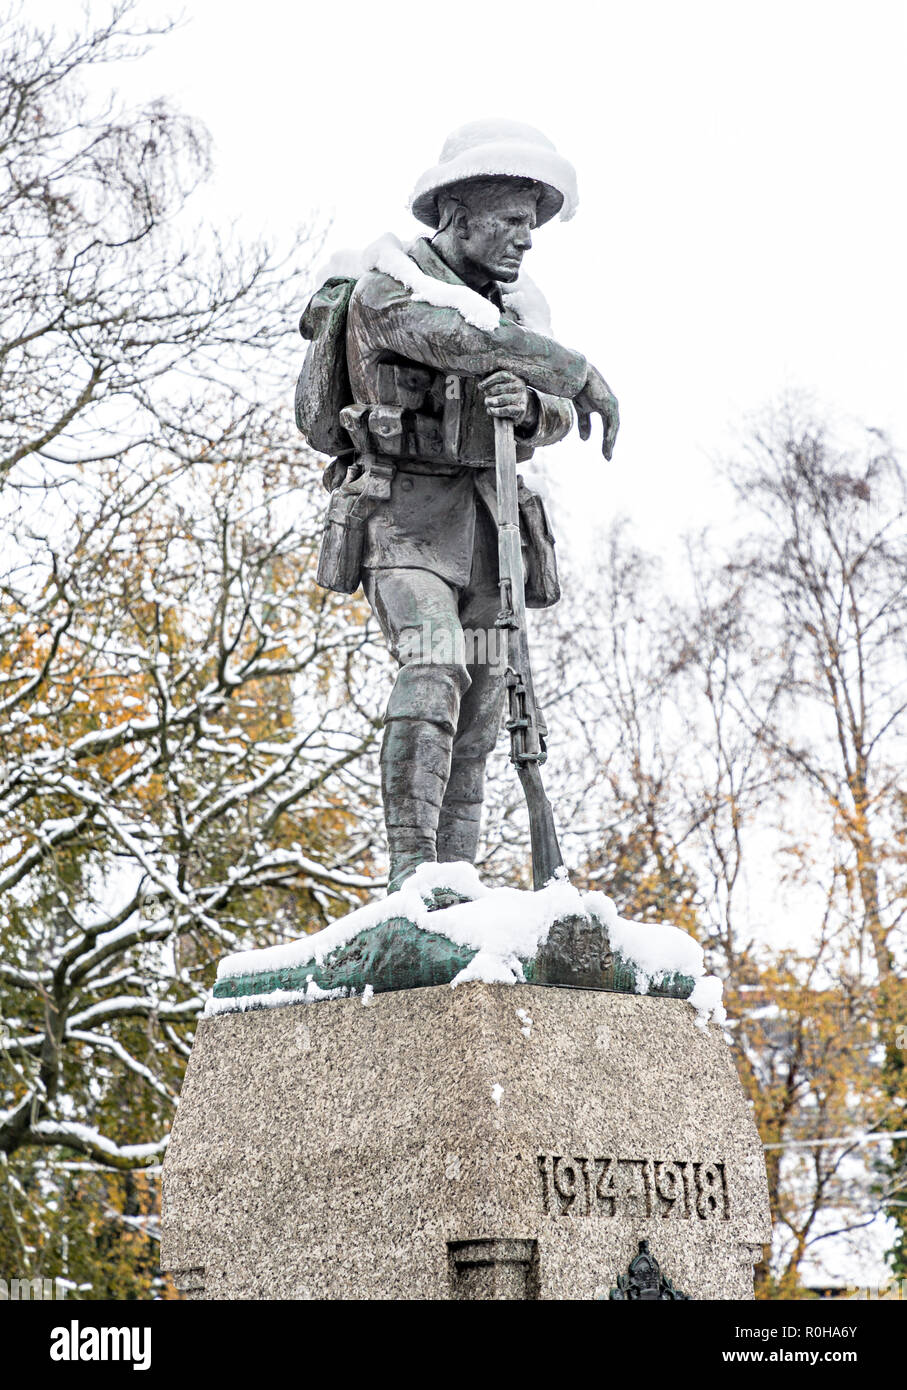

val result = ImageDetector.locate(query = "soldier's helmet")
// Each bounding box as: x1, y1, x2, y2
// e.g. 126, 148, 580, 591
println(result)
409, 119, 578, 229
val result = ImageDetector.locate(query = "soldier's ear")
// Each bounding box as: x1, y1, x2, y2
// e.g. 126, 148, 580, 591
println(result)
451, 202, 471, 240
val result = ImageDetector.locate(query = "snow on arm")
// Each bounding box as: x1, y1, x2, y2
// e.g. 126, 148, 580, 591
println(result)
353, 241, 588, 398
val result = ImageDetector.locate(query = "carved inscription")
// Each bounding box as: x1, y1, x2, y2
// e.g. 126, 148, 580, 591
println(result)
536, 1155, 729, 1220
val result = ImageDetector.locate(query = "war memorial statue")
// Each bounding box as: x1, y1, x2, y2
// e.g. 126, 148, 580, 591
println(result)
297, 119, 619, 895
161, 121, 772, 1302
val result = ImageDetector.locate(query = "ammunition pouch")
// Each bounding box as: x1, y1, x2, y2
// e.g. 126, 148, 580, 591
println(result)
518, 484, 560, 609
316, 486, 367, 594
316, 395, 561, 608
315, 412, 396, 593
367, 363, 455, 465
363, 402, 446, 463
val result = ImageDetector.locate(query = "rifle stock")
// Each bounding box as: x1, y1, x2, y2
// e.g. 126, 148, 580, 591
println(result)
493, 416, 565, 890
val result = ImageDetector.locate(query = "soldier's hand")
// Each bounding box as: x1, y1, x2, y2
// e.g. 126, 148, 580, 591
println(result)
479, 370, 534, 425
574, 365, 619, 460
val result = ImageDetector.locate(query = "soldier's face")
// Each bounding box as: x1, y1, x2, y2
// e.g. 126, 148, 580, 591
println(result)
459, 189, 538, 283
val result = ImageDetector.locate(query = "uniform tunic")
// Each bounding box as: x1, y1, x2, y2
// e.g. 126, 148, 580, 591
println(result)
346, 237, 587, 588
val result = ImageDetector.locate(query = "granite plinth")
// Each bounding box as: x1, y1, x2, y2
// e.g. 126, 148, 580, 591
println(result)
161, 983, 771, 1300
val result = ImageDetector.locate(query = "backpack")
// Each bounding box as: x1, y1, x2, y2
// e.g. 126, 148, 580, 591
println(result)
295, 277, 357, 455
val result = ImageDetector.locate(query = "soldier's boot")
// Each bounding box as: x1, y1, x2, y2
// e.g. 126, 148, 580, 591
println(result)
382, 717, 454, 895
436, 755, 485, 865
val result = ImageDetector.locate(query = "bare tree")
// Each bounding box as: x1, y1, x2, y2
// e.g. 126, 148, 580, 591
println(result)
716, 401, 907, 1273
0, 3, 391, 1292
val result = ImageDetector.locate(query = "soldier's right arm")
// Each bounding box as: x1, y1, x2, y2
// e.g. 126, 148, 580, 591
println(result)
351, 273, 589, 402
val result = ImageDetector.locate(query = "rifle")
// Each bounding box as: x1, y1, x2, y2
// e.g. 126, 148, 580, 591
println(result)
493, 416, 566, 890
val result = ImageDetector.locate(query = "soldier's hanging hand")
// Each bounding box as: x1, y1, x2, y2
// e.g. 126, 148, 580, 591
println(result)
573, 364, 620, 460
479, 370, 537, 429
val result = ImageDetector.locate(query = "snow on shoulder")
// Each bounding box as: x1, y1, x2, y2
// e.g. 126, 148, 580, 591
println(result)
364, 234, 501, 330
315, 235, 553, 336
213, 863, 725, 1026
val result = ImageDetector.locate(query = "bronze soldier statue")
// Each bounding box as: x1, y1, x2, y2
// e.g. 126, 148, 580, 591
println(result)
297, 120, 619, 895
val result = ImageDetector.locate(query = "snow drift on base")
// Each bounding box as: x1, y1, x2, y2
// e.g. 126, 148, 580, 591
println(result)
210, 863, 725, 1026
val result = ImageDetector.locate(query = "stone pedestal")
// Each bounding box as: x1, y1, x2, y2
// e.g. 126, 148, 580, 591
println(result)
161, 983, 772, 1300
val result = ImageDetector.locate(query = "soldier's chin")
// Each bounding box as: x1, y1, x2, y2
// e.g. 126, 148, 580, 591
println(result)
494, 263, 521, 283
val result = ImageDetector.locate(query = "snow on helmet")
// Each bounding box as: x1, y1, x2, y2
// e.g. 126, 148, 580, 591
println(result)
409, 118, 578, 228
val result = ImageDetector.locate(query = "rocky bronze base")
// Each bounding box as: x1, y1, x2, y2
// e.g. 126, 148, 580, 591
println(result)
212, 911, 696, 1008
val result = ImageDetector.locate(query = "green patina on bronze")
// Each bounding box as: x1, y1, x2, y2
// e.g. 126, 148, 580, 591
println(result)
213, 918, 475, 1002
212, 912, 696, 1005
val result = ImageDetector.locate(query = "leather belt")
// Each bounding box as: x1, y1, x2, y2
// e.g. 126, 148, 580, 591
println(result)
389, 458, 492, 478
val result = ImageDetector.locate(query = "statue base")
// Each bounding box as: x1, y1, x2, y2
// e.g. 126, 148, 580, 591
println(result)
210, 910, 697, 1005
161, 982, 771, 1299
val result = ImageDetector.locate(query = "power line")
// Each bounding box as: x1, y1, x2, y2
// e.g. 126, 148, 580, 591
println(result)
764, 1130, 907, 1150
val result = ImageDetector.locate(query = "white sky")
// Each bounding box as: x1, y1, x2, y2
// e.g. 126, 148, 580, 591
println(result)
34, 0, 907, 561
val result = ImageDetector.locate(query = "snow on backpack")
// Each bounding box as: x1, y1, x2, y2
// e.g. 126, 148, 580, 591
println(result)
295, 276, 357, 456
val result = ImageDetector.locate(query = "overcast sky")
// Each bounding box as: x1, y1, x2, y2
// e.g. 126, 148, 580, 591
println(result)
34, 0, 907, 558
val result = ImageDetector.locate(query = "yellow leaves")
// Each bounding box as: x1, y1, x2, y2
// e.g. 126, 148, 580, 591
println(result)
574, 824, 702, 938
0, 607, 52, 676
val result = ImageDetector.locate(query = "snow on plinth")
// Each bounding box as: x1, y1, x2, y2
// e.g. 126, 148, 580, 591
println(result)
209, 863, 725, 1026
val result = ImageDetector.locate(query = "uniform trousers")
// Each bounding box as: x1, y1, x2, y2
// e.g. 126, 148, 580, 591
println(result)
363, 498, 506, 889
